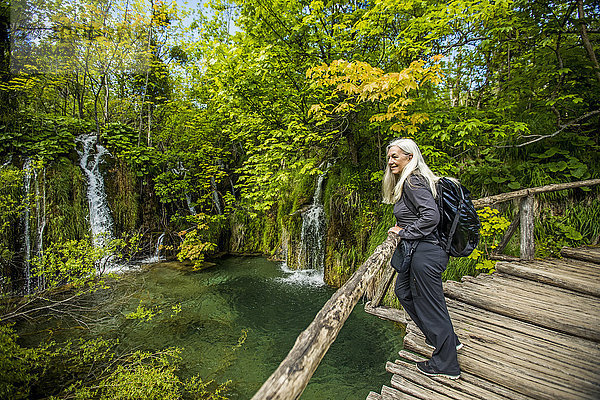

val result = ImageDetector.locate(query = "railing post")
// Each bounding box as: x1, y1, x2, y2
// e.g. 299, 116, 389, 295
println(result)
519, 194, 535, 260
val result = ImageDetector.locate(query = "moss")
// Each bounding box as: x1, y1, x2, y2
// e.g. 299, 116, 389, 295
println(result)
105, 160, 139, 235
45, 157, 89, 243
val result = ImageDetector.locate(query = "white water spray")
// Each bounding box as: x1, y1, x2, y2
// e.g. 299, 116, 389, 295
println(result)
142, 233, 166, 264
76, 133, 114, 247
297, 174, 326, 273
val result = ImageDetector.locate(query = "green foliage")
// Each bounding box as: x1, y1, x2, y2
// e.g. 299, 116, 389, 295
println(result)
0, 324, 230, 400
535, 199, 600, 258
0, 167, 25, 270
0, 324, 37, 399
0, 114, 92, 161
176, 214, 218, 269
467, 207, 511, 274
31, 236, 123, 292
45, 158, 89, 243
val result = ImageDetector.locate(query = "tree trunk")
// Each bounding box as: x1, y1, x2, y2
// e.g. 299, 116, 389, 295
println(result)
577, 0, 600, 82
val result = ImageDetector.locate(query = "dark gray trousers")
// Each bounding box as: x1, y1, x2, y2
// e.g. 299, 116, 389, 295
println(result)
394, 241, 461, 374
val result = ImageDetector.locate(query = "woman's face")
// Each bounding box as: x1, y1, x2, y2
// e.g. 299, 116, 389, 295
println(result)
387, 145, 412, 175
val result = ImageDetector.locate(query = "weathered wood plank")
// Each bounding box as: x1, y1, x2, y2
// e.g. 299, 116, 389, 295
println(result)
367, 391, 383, 400
495, 261, 600, 296
405, 318, 600, 376
251, 233, 400, 400
388, 360, 501, 400
381, 385, 421, 400
390, 374, 478, 400
504, 259, 600, 280
397, 351, 536, 400
444, 277, 600, 341
561, 246, 600, 264
402, 332, 594, 400
462, 273, 599, 305
365, 302, 408, 324
446, 299, 600, 357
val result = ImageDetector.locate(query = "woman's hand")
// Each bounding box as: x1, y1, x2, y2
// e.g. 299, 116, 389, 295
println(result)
388, 225, 403, 235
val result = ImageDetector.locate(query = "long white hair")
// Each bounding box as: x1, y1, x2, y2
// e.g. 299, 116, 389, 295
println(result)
382, 138, 440, 204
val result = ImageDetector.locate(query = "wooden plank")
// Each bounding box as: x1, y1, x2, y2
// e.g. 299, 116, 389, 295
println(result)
391, 374, 475, 400
402, 331, 590, 399
381, 385, 421, 400
445, 299, 600, 357
444, 278, 600, 341
464, 273, 599, 305
367, 391, 383, 400
365, 302, 408, 324
457, 332, 598, 391
388, 360, 504, 400
544, 258, 600, 274
495, 261, 600, 296
251, 233, 401, 400
505, 259, 600, 280
561, 246, 600, 264
447, 309, 600, 372
446, 280, 594, 335
397, 351, 536, 400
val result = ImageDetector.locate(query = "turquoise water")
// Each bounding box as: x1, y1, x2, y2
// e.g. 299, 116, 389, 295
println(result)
22, 257, 404, 399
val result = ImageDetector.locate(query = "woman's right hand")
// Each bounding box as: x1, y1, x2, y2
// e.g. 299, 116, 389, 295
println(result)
388, 225, 403, 235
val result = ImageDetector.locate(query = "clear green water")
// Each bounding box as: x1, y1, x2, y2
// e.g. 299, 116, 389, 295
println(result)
21, 256, 404, 399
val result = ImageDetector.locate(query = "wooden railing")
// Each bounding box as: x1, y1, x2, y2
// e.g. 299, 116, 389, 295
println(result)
472, 178, 600, 260
251, 178, 600, 399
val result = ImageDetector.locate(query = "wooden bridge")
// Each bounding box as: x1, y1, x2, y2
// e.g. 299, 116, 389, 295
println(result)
252, 179, 600, 400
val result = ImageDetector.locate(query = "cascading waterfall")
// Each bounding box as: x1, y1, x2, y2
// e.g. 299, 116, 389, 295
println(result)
76, 133, 114, 248
298, 174, 326, 272
142, 233, 165, 264
20, 160, 47, 293
185, 193, 197, 215
34, 166, 46, 289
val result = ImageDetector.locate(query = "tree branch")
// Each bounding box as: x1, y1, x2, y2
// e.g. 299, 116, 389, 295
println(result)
497, 109, 600, 148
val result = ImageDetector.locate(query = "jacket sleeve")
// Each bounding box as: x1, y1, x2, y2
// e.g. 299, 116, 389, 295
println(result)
397, 177, 440, 240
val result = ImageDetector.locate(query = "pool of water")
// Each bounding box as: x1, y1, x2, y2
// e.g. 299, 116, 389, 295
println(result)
20, 256, 404, 399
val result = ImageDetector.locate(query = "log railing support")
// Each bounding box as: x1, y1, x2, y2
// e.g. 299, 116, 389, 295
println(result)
519, 195, 535, 260
251, 233, 400, 400
474, 178, 600, 261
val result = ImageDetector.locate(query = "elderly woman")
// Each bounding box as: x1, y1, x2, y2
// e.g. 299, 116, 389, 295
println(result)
384, 137, 462, 379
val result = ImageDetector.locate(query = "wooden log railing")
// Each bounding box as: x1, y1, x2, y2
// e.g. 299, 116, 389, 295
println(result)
473, 178, 600, 260
252, 178, 600, 399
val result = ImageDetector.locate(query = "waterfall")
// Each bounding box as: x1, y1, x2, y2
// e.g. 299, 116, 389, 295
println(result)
22, 159, 33, 295
297, 174, 326, 272
76, 133, 114, 247
142, 233, 165, 264
186, 193, 197, 215
33, 165, 46, 289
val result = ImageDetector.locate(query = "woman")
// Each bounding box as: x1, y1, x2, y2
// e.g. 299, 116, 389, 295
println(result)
383, 137, 462, 379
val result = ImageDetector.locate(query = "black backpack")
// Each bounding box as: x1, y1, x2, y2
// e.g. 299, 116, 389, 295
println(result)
403, 177, 480, 257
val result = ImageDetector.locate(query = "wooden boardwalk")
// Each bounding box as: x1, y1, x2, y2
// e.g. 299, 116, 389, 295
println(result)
366, 246, 600, 400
